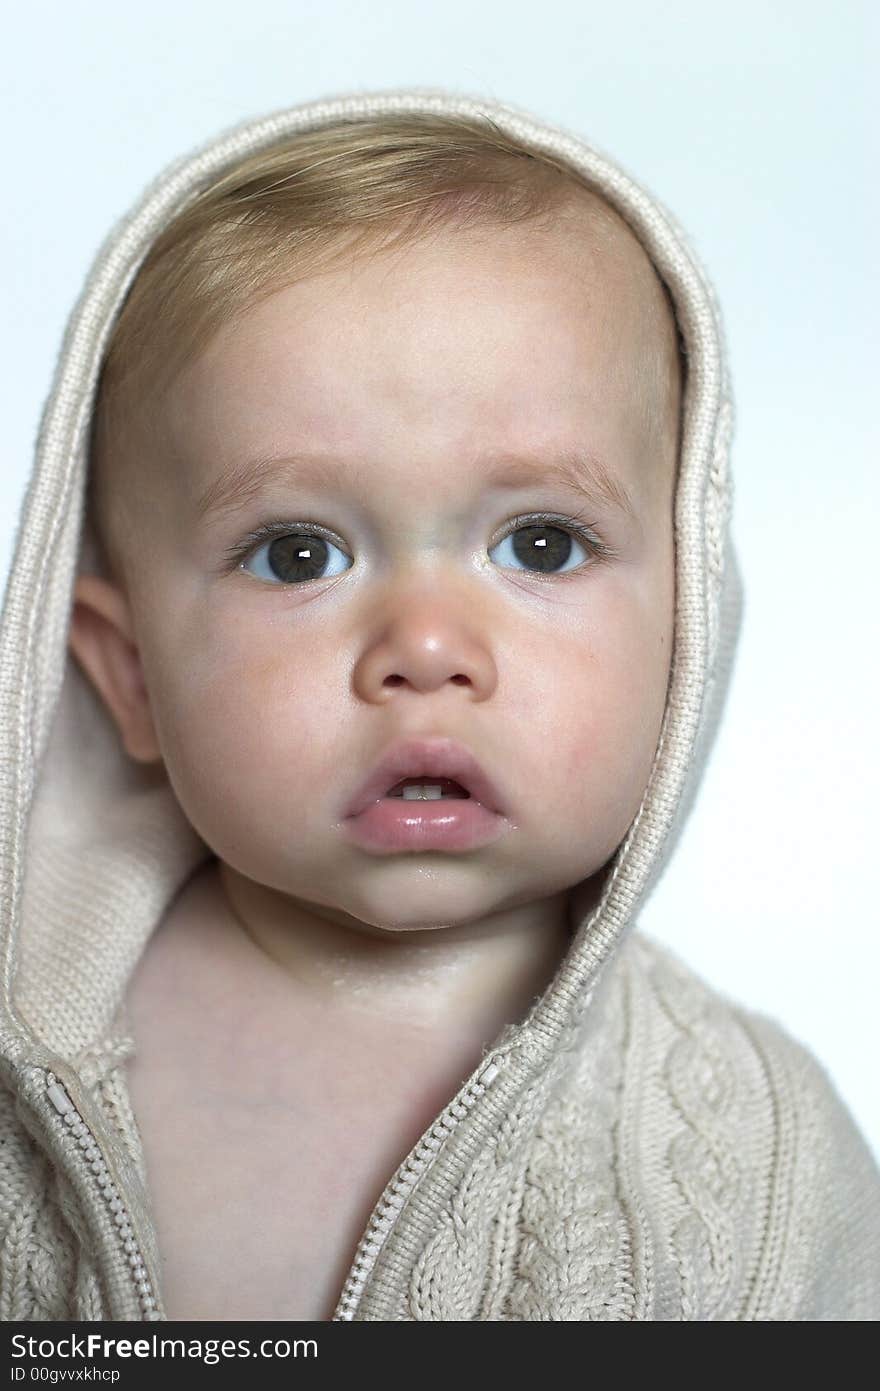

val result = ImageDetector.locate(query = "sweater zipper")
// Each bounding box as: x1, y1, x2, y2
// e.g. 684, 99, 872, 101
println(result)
331, 1057, 501, 1321
43, 1052, 502, 1322
44, 1069, 161, 1321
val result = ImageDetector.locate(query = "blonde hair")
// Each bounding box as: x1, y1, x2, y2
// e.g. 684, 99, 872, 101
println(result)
88, 112, 682, 584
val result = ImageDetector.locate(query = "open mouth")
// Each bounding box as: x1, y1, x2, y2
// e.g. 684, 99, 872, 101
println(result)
344, 737, 503, 819
385, 777, 472, 800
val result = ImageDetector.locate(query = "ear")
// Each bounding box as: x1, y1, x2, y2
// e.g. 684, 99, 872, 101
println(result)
68, 574, 163, 765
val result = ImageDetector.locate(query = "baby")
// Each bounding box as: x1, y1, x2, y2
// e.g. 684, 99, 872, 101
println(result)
2, 91, 878, 1323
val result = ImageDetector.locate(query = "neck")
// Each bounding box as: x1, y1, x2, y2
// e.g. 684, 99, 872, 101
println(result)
211, 857, 574, 1045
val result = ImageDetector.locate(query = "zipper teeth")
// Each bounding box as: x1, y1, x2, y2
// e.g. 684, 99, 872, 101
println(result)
332, 1058, 501, 1321
44, 1070, 161, 1321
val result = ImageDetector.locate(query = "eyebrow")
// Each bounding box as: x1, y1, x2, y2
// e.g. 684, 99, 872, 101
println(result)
195, 448, 637, 525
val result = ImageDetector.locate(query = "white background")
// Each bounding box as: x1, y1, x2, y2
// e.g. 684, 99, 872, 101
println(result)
2, 3, 878, 1161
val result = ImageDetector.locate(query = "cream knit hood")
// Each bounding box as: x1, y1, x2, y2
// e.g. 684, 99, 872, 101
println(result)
2, 87, 878, 1323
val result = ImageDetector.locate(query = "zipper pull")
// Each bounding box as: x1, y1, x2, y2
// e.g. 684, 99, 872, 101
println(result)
47, 1079, 74, 1115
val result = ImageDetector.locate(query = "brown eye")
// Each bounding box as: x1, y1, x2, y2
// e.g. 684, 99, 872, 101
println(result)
242, 531, 352, 585
489, 521, 592, 575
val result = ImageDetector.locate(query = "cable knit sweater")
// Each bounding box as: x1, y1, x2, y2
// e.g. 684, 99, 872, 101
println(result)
1, 87, 878, 1322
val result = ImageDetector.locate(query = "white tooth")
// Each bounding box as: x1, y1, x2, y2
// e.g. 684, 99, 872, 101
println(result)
402, 784, 444, 800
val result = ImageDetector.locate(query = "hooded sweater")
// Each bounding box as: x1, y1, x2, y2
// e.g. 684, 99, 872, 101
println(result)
1, 87, 879, 1323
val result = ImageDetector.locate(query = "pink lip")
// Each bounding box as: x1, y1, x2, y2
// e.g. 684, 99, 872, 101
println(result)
342, 736, 507, 819
340, 797, 508, 854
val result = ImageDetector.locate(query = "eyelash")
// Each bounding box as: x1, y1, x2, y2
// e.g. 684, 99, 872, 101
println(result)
220, 511, 617, 580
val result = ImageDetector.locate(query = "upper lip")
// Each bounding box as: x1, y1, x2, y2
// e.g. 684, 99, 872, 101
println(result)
344, 736, 505, 817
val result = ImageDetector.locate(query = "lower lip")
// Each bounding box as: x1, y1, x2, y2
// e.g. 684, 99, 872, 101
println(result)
341, 798, 509, 853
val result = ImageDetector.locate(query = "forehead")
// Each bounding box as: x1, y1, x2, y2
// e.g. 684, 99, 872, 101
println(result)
174, 211, 659, 393
148, 203, 677, 524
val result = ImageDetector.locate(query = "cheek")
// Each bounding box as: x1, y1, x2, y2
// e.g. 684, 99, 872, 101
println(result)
550, 580, 672, 819
143, 617, 336, 824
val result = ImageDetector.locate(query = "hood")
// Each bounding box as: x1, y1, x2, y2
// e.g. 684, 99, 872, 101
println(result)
0, 87, 742, 1319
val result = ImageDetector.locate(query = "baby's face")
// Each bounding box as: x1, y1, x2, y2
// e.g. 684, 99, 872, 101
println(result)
112, 212, 676, 938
